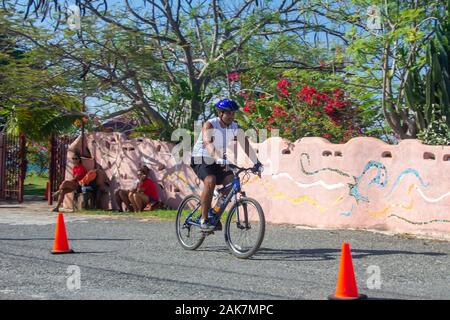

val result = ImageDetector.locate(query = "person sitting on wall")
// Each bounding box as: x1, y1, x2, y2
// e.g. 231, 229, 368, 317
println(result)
51, 152, 87, 212
128, 166, 159, 212
114, 166, 152, 212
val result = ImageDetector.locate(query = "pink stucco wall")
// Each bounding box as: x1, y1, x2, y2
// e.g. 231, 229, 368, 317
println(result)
65, 133, 450, 239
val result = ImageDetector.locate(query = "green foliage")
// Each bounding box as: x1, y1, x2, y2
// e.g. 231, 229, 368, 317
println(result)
5, 0, 448, 146
4, 1, 384, 143
235, 74, 363, 143
26, 142, 49, 176
23, 173, 48, 196
343, 0, 448, 139
0, 9, 82, 140
128, 123, 165, 141
76, 209, 178, 219
405, 8, 450, 145
417, 116, 450, 145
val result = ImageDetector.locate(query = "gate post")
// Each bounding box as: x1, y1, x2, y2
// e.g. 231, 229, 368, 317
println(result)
0, 133, 5, 200
18, 133, 26, 203
48, 133, 55, 205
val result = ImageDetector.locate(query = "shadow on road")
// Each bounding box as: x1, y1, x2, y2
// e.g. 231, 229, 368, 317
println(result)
249, 247, 447, 261
0, 238, 134, 241
68, 251, 119, 254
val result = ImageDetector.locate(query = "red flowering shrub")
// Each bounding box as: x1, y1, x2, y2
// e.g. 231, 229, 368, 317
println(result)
277, 79, 292, 96
227, 72, 240, 82
236, 78, 362, 143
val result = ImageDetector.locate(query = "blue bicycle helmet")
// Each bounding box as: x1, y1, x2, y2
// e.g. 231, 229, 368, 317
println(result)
214, 98, 239, 111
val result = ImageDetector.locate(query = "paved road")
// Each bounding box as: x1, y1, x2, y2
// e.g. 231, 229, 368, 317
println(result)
0, 205, 449, 300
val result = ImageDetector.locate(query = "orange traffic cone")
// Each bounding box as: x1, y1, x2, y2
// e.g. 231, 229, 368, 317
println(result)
328, 242, 367, 300
51, 213, 74, 254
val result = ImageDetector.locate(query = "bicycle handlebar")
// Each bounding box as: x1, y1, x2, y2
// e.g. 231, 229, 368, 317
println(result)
227, 163, 262, 175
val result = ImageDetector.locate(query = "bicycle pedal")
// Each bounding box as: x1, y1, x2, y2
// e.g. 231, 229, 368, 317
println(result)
201, 230, 215, 236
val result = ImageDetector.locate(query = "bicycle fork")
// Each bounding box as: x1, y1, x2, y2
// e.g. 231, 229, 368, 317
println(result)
236, 192, 250, 230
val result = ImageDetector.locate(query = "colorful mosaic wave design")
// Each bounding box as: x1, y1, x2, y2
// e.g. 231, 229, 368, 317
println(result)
297, 153, 449, 225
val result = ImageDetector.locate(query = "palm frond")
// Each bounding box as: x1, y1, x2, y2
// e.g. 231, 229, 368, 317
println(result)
39, 113, 84, 139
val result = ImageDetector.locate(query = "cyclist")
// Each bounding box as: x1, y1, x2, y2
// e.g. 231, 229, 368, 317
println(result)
190, 98, 262, 231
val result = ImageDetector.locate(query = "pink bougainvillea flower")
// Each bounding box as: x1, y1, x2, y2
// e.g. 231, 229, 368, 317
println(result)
277, 79, 292, 96
227, 72, 240, 82
244, 99, 256, 111
299, 85, 310, 95
324, 104, 335, 114
238, 91, 249, 99
273, 105, 283, 117
297, 85, 319, 104
277, 79, 292, 88
332, 99, 347, 109
333, 88, 344, 98
281, 88, 290, 96
330, 117, 341, 125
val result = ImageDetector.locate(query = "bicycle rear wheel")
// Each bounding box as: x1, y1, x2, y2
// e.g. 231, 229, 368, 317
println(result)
224, 197, 265, 259
175, 194, 205, 250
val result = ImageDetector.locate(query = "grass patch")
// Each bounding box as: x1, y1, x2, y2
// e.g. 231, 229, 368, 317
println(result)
24, 174, 48, 196
76, 209, 178, 220
76, 208, 234, 223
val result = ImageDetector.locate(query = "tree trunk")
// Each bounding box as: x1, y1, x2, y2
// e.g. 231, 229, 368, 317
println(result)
189, 80, 203, 127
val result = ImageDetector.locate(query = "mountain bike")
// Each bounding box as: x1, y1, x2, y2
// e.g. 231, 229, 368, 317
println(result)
175, 164, 265, 259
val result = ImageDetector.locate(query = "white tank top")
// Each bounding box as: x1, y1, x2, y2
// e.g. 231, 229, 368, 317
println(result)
192, 117, 238, 160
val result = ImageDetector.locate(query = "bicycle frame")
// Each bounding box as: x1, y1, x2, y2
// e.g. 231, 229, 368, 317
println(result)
176, 163, 264, 258
183, 167, 248, 228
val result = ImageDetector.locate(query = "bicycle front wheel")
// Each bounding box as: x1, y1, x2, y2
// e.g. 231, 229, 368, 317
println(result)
224, 197, 265, 259
175, 194, 205, 250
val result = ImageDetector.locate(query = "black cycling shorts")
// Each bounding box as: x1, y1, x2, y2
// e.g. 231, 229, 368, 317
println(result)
190, 157, 233, 185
